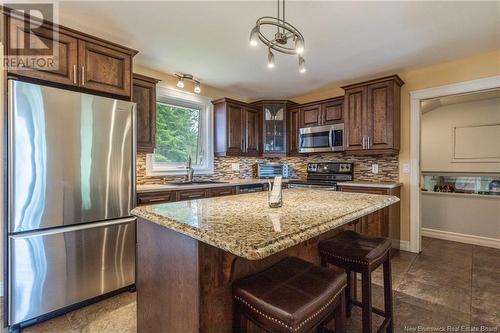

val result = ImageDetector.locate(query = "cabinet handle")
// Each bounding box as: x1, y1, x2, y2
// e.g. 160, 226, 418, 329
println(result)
81, 66, 85, 85
187, 194, 203, 198
147, 197, 168, 202
362, 136, 366, 149
367, 136, 371, 149
73, 65, 77, 84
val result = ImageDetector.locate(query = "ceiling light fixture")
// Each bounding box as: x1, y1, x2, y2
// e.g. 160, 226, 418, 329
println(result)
298, 56, 306, 73
175, 73, 202, 94
249, 0, 306, 73
267, 49, 275, 68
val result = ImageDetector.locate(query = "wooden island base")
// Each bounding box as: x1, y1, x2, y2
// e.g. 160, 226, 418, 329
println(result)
137, 218, 352, 333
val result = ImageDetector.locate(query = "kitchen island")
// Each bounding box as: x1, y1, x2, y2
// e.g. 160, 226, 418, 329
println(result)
131, 189, 399, 333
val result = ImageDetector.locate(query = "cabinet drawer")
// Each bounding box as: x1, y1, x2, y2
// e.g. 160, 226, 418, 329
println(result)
137, 191, 176, 205
338, 186, 388, 195
209, 187, 235, 197
177, 189, 209, 201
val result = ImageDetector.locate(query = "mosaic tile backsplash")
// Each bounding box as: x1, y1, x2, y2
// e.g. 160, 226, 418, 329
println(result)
136, 152, 399, 185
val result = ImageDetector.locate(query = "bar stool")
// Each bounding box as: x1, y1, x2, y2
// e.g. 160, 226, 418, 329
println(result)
233, 256, 347, 333
318, 230, 393, 333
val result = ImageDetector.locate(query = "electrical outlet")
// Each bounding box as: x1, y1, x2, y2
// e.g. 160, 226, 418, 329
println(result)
231, 163, 240, 172
403, 164, 411, 174
371, 164, 379, 174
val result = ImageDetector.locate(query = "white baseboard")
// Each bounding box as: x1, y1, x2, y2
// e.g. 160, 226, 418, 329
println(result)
422, 228, 500, 249
393, 239, 411, 252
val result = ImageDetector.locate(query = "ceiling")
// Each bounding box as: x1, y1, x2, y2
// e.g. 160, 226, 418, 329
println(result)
58, 1, 500, 99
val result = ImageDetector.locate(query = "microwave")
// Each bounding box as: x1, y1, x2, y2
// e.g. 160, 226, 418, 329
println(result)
298, 124, 344, 153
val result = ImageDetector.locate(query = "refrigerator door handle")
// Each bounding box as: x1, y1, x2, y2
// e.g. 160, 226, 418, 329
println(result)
10, 217, 136, 239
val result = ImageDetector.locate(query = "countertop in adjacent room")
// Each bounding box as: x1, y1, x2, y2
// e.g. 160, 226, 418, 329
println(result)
131, 189, 399, 260
336, 181, 402, 189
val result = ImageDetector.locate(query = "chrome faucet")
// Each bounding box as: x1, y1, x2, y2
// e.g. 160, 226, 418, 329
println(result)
185, 155, 194, 182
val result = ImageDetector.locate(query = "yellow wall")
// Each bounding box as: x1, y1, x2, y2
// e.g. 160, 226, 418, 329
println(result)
291, 48, 500, 242
133, 64, 249, 102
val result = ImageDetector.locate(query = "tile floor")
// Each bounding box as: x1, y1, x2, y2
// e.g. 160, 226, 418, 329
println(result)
3, 237, 500, 332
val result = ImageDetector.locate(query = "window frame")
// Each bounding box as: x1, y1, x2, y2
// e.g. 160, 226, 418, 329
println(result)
146, 86, 214, 176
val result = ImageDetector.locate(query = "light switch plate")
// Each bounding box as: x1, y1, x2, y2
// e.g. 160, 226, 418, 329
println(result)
371, 164, 379, 174
403, 163, 411, 174
231, 163, 240, 172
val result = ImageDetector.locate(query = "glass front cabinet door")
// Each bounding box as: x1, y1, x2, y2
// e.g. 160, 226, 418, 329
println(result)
263, 103, 286, 155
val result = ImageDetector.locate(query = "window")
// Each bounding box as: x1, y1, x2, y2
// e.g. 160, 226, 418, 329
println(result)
146, 87, 213, 176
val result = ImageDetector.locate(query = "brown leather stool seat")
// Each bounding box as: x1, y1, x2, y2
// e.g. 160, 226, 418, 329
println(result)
319, 230, 394, 333
233, 256, 347, 333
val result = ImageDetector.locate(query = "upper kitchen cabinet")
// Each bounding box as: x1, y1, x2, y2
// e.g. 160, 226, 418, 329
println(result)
133, 73, 160, 153
300, 96, 344, 128
213, 98, 261, 156
343, 75, 403, 155
78, 41, 132, 97
287, 106, 301, 156
3, 11, 137, 98
252, 100, 297, 156
5, 13, 79, 86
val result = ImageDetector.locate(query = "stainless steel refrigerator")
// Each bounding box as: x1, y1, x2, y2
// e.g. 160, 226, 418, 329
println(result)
6, 80, 136, 328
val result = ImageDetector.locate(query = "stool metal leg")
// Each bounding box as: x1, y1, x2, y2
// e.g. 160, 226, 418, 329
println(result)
361, 268, 372, 333
383, 257, 394, 333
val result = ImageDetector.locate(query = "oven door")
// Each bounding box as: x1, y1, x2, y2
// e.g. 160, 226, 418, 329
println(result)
299, 124, 344, 153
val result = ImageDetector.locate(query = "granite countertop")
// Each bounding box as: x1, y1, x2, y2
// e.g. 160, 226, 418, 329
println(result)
336, 181, 402, 189
136, 178, 289, 193
131, 189, 400, 260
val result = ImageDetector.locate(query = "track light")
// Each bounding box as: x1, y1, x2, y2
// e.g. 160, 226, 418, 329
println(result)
267, 49, 275, 69
176, 76, 184, 88
175, 73, 201, 93
298, 56, 306, 73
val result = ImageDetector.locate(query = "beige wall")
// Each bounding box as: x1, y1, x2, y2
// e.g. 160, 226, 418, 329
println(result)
421, 97, 500, 173
289, 48, 500, 242
133, 64, 249, 102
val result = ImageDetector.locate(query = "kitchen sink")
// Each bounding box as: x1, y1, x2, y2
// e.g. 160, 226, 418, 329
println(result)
165, 180, 228, 185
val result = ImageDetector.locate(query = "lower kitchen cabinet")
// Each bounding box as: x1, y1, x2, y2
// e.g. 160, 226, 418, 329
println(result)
338, 185, 401, 248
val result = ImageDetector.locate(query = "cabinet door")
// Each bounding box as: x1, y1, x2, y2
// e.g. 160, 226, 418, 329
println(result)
344, 87, 367, 151
79, 40, 132, 97
366, 81, 394, 150
227, 104, 244, 155
322, 99, 343, 125
133, 75, 158, 153
287, 107, 301, 155
6, 16, 78, 86
244, 107, 261, 155
302, 104, 321, 127
263, 104, 286, 155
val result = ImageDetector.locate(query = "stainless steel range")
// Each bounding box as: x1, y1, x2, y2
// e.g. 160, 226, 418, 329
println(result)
288, 162, 353, 190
